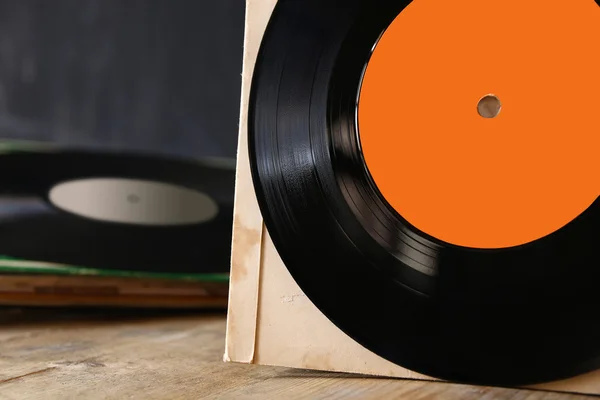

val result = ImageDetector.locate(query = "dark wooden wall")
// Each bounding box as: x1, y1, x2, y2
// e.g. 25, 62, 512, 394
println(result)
0, 0, 245, 159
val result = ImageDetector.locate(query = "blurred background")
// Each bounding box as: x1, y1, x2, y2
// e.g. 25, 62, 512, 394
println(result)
0, 0, 245, 159
0, 2, 259, 397
0, 0, 247, 308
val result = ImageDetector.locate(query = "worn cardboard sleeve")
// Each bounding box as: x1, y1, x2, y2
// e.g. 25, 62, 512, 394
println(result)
224, 0, 600, 395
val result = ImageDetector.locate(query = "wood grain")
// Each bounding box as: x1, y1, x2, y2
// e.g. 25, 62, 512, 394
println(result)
0, 309, 594, 399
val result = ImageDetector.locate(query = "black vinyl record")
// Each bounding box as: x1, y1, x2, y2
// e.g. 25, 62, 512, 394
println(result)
249, 0, 600, 387
0, 149, 234, 274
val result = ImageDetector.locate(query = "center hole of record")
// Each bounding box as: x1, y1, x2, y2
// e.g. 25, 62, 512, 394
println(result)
477, 94, 502, 118
127, 194, 141, 204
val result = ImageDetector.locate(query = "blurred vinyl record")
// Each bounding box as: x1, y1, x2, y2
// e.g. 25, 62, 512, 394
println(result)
0, 147, 235, 274
249, 0, 600, 387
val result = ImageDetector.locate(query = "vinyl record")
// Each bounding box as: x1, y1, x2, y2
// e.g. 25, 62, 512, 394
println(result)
0, 149, 234, 274
249, 0, 600, 387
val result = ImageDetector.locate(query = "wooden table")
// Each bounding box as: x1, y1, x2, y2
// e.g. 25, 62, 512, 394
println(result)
0, 308, 593, 399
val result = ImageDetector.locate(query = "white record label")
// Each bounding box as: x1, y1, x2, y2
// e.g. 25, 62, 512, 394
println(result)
48, 178, 219, 226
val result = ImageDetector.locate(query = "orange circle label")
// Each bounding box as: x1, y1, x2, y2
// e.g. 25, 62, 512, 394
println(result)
357, 0, 600, 249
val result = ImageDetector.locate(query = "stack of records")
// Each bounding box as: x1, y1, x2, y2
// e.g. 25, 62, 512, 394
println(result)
0, 259, 229, 309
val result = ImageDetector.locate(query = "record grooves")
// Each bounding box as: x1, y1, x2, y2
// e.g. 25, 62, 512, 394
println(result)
249, 0, 600, 387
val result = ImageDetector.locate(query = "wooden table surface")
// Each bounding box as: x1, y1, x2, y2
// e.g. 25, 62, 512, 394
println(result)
0, 308, 594, 400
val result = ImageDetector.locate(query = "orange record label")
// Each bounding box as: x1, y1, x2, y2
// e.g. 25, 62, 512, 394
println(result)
357, 0, 600, 249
